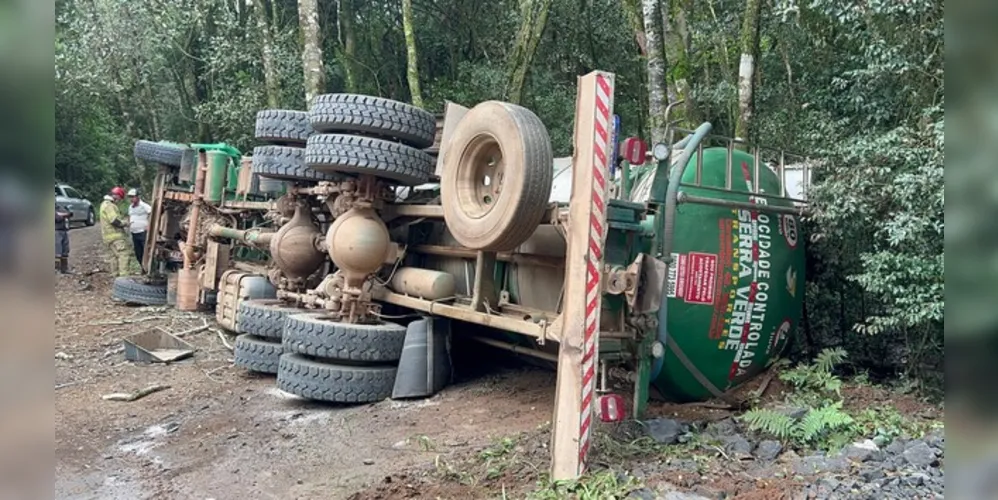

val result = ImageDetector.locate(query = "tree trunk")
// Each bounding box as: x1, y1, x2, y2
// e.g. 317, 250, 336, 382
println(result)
505, 0, 554, 105
337, 0, 357, 92
642, 0, 669, 145
193, 31, 213, 142
665, 0, 698, 127
254, 0, 280, 108
621, 0, 647, 55
297, 0, 325, 106
401, 0, 424, 107
143, 82, 160, 139
735, 0, 762, 142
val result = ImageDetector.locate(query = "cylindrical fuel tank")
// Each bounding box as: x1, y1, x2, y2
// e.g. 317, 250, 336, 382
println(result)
390, 267, 456, 300
419, 224, 566, 313
649, 147, 805, 402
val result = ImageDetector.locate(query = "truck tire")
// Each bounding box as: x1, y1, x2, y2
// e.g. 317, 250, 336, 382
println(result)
252, 145, 342, 182
277, 353, 397, 403
112, 277, 168, 306
134, 140, 186, 168
282, 313, 407, 362
305, 134, 433, 186
309, 94, 436, 149
237, 299, 303, 339
441, 101, 553, 251
255, 109, 313, 145
234, 334, 283, 374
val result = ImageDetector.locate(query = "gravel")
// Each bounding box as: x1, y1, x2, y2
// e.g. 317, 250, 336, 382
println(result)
792, 433, 945, 499
754, 440, 783, 461
645, 418, 686, 445
636, 414, 944, 500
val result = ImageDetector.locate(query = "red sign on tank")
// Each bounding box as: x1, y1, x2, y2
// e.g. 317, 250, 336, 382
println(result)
621, 137, 647, 165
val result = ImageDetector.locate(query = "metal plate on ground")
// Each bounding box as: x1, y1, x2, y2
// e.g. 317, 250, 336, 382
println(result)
123, 329, 195, 363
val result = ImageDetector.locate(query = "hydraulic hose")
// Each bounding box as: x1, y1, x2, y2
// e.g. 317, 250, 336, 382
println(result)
650, 122, 713, 381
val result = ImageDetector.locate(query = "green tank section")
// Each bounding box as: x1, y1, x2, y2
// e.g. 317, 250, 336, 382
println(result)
649, 148, 806, 402
204, 150, 229, 203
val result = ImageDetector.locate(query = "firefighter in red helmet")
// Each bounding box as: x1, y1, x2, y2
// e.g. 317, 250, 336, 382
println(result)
100, 186, 138, 277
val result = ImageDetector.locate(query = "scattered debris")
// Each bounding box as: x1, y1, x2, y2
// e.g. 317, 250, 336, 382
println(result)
123, 329, 196, 363
103, 346, 125, 358
215, 329, 234, 351
102, 384, 171, 402
55, 351, 74, 360
161, 319, 210, 338
89, 315, 171, 326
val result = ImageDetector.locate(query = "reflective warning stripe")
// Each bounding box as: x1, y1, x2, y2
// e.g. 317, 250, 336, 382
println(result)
578, 73, 613, 474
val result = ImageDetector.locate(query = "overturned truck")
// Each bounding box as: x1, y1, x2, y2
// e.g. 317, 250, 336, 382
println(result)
138, 71, 812, 479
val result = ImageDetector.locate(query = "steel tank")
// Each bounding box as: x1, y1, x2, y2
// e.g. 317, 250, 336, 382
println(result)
647, 148, 805, 401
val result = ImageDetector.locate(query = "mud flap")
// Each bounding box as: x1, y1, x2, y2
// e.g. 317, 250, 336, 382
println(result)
391, 316, 453, 399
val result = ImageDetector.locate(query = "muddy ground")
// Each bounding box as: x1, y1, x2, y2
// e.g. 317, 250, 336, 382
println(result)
55, 225, 942, 500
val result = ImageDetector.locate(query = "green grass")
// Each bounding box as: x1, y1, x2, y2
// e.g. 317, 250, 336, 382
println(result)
526, 470, 640, 500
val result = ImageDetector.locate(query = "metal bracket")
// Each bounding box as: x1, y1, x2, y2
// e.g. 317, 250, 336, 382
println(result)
470, 251, 498, 313
627, 253, 667, 315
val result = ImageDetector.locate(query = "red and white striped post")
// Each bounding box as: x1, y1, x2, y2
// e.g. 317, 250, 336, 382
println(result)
551, 71, 615, 480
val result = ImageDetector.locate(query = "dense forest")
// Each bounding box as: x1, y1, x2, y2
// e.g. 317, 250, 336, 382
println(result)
54, 0, 943, 390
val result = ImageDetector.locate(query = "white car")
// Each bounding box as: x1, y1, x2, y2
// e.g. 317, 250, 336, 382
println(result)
55, 183, 96, 226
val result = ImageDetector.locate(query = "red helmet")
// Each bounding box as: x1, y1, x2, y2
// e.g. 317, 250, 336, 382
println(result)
111, 186, 126, 199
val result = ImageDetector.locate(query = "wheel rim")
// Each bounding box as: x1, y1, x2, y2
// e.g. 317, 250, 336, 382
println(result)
88, 210, 94, 224
456, 134, 505, 220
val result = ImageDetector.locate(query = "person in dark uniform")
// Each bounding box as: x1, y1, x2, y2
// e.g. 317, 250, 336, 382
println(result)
55, 202, 73, 274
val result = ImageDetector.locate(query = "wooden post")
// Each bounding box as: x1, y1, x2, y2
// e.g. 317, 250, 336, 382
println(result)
550, 71, 615, 480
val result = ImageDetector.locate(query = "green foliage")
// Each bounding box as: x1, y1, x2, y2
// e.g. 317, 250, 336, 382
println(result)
743, 349, 855, 449
744, 349, 940, 452
477, 436, 517, 480
797, 402, 854, 442
527, 470, 639, 500
742, 401, 853, 447
741, 408, 795, 439
780, 347, 848, 397
778, 0, 944, 389
852, 405, 933, 447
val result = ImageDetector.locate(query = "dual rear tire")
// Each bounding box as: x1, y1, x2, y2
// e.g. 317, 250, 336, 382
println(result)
303, 94, 436, 187
277, 313, 407, 403
233, 299, 306, 375
232, 300, 405, 403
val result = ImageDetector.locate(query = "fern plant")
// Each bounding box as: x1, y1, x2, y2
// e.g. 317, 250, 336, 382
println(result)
780, 347, 848, 398
742, 349, 856, 450
741, 402, 854, 447
741, 409, 795, 439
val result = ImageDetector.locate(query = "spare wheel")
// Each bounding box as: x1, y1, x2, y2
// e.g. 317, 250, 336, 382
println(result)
441, 101, 553, 251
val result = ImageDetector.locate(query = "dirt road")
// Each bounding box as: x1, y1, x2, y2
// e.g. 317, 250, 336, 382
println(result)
55, 225, 557, 499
